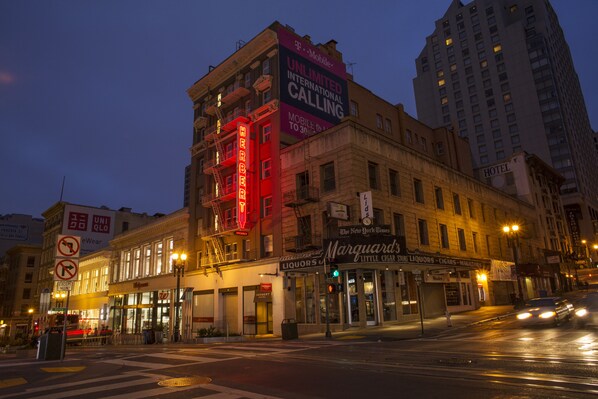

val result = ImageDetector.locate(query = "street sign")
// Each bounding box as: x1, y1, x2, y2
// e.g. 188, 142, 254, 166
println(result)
56, 235, 81, 258
56, 281, 73, 291
54, 258, 79, 281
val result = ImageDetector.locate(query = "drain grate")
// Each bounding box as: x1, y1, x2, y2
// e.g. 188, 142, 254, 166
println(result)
158, 376, 212, 387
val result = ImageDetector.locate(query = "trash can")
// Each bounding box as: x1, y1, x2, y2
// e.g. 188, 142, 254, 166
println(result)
37, 330, 63, 360
281, 319, 298, 340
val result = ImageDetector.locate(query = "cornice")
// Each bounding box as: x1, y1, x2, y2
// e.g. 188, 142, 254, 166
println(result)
187, 28, 278, 101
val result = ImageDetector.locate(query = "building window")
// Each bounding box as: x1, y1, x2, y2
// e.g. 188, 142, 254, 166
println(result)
472, 232, 479, 253
225, 243, 238, 261
414, 178, 425, 204
262, 196, 273, 217
389, 169, 401, 196
262, 58, 270, 75
393, 213, 405, 236
468, 198, 475, 218
384, 118, 392, 133
376, 114, 383, 129
262, 124, 271, 143
22, 288, 31, 300
435, 186, 444, 209
453, 193, 462, 215
261, 158, 272, 179
321, 162, 336, 192
368, 162, 379, 190
406, 129, 413, 144
373, 208, 384, 225
27, 256, 35, 267
24, 272, 33, 283
262, 235, 273, 257
350, 100, 359, 117
263, 89, 272, 104
440, 224, 450, 249
458, 228, 467, 250
418, 219, 429, 245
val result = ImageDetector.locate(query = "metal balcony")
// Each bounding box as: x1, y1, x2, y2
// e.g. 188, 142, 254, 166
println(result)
283, 186, 320, 207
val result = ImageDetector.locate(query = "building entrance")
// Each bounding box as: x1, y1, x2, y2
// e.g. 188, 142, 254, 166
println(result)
347, 269, 378, 326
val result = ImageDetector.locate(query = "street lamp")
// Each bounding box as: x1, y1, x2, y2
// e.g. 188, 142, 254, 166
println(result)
28, 308, 34, 337
503, 224, 524, 303
172, 251, 187, 343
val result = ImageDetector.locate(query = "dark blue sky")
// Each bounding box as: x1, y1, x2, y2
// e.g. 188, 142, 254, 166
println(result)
1, 1, 596, 218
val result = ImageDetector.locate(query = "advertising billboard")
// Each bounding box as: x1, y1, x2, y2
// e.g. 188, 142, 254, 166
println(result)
62, 204, 115, 255
278, 26, 349, 139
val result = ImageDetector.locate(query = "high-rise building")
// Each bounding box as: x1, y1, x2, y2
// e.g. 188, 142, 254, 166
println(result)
413, 0, 598, 248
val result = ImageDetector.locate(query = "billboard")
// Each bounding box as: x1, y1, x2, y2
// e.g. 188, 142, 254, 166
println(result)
62, 204, 115, 255
278, 26, 349, 139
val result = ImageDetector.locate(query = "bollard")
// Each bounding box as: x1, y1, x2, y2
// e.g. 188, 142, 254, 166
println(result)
445, 310, 452, 327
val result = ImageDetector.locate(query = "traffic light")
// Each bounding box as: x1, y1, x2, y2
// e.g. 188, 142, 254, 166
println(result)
327, 283, 336, 294
330, 263, 340, 278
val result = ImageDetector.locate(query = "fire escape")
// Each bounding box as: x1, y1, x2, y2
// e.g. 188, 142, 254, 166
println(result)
201, 81, 250, 266
282, 135, 321, 252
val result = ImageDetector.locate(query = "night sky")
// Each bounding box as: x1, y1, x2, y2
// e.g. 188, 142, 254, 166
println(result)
1, 1, 596, 218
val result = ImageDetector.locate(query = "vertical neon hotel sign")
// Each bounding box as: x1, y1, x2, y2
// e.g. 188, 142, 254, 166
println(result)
237, 123, 249, 229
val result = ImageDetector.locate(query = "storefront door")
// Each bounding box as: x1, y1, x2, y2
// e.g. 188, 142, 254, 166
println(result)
363, 271, 377, 325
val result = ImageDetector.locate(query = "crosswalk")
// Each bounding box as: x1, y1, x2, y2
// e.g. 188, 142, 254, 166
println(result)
0, 341, 339, 399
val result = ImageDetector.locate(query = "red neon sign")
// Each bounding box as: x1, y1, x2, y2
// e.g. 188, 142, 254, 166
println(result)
237, 123, 249, 229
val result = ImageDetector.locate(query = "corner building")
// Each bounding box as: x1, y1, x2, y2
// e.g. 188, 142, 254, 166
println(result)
187, 22, 548, 336
413, 0, 598, 252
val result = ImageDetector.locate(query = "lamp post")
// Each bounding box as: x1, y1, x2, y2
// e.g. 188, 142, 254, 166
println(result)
503, 225, 524, 303
27, 308, 34, 337
171, 252, 187, 343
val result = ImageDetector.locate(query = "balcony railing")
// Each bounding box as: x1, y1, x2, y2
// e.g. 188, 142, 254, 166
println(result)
201, 186, 237, 206
284, 234, 322, 253
283, 186, 320, 207
203, 151, 237, 173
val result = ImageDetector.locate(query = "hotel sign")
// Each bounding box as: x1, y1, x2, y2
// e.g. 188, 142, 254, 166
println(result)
480, 161, 511, 178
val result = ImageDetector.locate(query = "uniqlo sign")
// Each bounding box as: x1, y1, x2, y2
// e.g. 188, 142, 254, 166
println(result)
67, 212, 88, 231
62, 204, 115, 255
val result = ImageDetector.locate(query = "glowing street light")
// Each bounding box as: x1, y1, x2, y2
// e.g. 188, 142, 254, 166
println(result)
172, 252, 187, 342
502, 224, 524, 303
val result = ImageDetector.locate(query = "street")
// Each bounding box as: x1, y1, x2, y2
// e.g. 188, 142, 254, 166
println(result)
0, 313, 596, 399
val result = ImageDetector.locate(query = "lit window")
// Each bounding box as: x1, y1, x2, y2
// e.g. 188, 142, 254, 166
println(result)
262, 196, 273, 217
438, 79, 446, 87
437, 70, 444, 78
503, 93, 512, 102
441, 97, 448, 105
493, 44, 502, 53
261, 159, 272, 179
445, 38, 453, 46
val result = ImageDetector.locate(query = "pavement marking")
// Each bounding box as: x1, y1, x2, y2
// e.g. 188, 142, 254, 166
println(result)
144, 352, 223, 362
38, 376, 157, 399
200, 393, 242, 399
200, 383, 284, 399
40, 366, 86, 373
0, 378, 27, 388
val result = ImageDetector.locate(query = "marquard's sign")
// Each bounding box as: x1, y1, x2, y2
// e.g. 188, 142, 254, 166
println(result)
279, 235, 490, 271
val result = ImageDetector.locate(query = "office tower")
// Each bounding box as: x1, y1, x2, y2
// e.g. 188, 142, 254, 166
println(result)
413, 0, 598, 245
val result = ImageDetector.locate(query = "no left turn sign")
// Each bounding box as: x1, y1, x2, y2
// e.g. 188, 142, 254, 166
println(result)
54, 259, 79, 281
56, 235, 81, 258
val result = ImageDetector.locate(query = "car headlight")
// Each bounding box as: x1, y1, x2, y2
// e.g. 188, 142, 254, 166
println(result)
517, 312, 532, 320
575, 308, 588, 317
539, 311, 556, 319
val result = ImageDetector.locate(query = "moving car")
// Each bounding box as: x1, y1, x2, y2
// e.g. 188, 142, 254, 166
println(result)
516, 297, 573, 326
574, 292, 598, 328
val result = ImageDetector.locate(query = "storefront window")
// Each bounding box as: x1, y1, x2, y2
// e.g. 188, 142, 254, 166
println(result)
445, 283, 460, 306
155, 242, 163, 274
193, 291, 214, 334
381, 271, 397, 321
401, 272, 419, 315
295, 276, 316, 323
243, 288, 256, 335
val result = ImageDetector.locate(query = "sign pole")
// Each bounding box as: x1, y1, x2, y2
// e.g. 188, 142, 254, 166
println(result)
413, 269, 424, 336
324, 258, 332, 339
60, 290, 70, 361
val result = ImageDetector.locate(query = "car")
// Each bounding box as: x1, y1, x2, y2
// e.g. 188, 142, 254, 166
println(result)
516, 297, 573, 326
574, 292, 598, 328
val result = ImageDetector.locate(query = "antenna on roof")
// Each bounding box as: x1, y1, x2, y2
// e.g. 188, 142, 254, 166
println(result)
347, 62, 356, 76
59, 176, 66, 202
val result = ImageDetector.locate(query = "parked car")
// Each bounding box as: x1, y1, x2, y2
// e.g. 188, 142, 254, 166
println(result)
516, 297, 573, 326
574, 292, 598, 328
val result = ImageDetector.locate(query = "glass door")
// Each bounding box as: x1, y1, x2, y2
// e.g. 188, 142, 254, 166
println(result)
347, 271, 359, 325
363, 271, 377, 325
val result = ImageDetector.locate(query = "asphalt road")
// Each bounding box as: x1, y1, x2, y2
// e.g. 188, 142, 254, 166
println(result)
0, 312, 596, 399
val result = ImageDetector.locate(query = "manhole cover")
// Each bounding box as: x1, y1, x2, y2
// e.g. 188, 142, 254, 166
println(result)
158, 376, 212, 387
